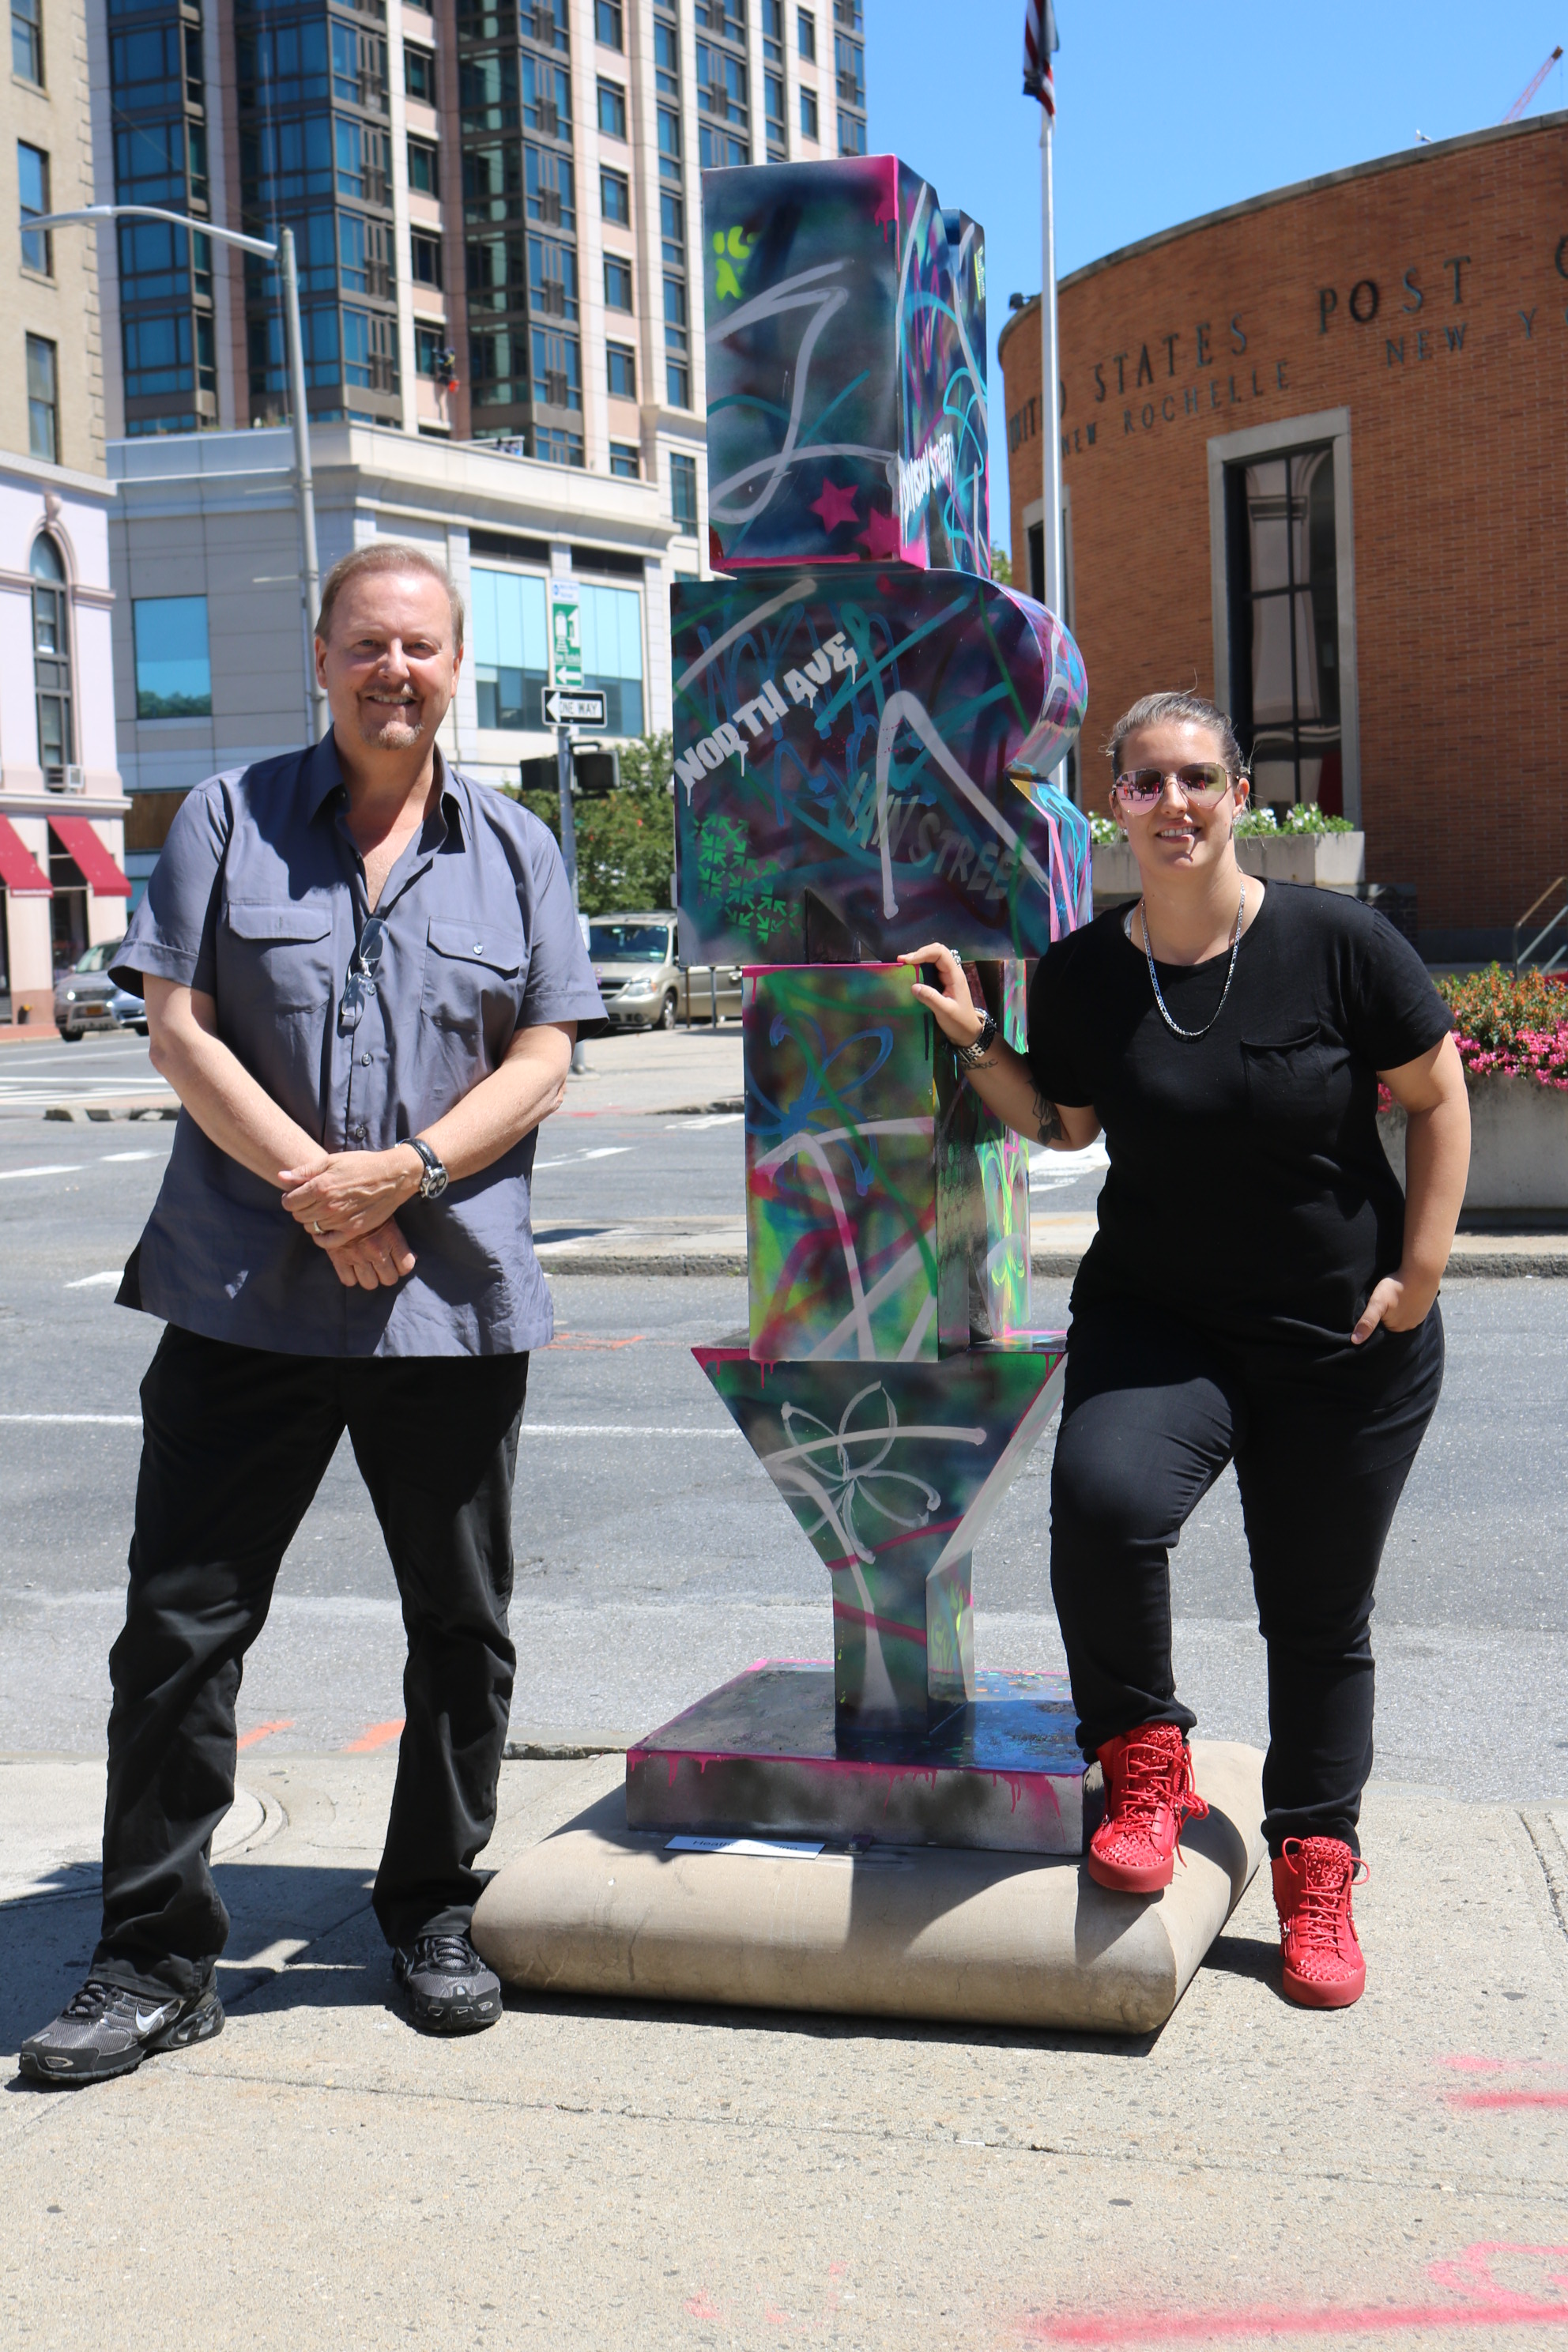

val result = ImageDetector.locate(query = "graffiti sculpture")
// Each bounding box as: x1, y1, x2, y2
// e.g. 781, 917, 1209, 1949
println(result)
627, 156, 1095, 1856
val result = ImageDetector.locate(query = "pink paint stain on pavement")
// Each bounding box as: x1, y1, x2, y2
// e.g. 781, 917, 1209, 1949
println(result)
1438, 2054, 1568, 2109
684, 2290, 726, 2320
236, 1718, 293, 1751
1014, 2241, 1568, 2345
344, 1717, 405, 1753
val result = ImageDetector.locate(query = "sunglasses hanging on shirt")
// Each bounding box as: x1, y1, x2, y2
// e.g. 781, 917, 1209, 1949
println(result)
337, 915, 388, 1035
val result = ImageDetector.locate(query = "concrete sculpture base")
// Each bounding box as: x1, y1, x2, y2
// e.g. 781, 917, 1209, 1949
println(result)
472, 1741, 1265, 2035
625, 1661, 1091, 1854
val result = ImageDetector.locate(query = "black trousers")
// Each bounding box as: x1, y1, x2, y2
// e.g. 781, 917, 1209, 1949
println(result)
1049, 1300, 1444, 1855
93, 1325, 530, 1999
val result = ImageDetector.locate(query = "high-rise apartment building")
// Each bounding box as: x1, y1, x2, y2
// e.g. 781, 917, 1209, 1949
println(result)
0, 0, 127, 1026
90, 0, 866, 851
91, 0, 863, 461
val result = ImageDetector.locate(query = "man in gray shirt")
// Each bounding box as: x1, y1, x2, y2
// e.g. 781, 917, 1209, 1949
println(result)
22, 543, 605, 2083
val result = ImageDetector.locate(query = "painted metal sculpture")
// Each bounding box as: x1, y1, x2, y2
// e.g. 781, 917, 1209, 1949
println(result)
628, 154, 1094, 1853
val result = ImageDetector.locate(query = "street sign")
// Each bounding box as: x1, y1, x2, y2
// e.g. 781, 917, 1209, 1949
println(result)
549, 579, 582, 688
542, 687, 607, 727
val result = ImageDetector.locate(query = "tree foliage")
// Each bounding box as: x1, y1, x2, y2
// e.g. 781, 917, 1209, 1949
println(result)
514, 730, 676, 914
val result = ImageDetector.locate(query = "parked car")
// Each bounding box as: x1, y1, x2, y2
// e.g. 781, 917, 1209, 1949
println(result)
586, 914, 742, 1030
54, 942, 143, 1040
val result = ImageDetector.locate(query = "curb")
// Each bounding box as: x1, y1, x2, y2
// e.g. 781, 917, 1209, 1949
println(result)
44, 1100, 178, 1122
535, 1240, 1568, 1280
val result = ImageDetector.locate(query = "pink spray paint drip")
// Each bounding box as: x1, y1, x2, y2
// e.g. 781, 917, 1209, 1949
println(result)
1013, 2241, 1568, 2346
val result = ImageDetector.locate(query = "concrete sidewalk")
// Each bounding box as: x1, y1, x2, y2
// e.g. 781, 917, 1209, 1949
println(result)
4, 1750, 1566, 2348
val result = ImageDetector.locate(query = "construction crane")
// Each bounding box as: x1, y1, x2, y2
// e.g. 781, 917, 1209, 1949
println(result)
1502, 44, 1564, 121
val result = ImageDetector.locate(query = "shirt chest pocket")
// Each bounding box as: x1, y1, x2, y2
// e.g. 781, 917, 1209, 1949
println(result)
421, 918, 527, 1041
1241, 1026, 1354, 1150
223, 900, 335, 1014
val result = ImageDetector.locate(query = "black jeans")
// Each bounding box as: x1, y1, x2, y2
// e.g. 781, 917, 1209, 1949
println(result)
93, 1325, 530, 1999
1049, 1300, 1444, 1854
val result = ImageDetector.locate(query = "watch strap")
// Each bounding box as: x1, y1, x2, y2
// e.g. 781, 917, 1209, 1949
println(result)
956, 1014, 1000, 1069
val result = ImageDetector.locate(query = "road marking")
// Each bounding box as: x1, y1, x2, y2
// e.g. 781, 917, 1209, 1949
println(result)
99, 1151, 157, 1164
0, 1163, 82, 1181
236, 1718, 295, 1751
344, 1717, 405, 1753
0, 1412, 141, 1425
666, 1113, 744, 1130
0, 1413, 732, 1436
532, 1145, 632, 1169
64, 1272, 123, 1289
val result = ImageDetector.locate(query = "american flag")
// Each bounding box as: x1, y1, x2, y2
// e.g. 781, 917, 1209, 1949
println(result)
1023, 0, 1058, 118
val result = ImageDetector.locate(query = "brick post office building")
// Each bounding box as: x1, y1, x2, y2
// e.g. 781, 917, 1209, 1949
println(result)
998, 111, 1567, 959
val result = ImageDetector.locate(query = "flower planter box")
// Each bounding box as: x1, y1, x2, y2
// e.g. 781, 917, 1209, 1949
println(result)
1092, 832, 1365, 906
1378, 1076, 1568, 1224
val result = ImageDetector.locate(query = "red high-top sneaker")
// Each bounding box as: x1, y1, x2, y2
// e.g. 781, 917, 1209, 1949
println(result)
1272, 1837, 1368, 2009
1086, 1722, 1209, 1894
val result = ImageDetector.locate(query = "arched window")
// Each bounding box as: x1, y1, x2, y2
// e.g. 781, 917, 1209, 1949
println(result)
30, 534, 73, 787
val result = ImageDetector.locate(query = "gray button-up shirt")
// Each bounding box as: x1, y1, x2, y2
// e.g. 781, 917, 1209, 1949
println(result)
111, 737, 605, 1358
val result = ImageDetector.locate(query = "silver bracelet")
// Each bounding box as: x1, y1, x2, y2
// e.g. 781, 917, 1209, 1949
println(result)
955, 1013, 1001, 1069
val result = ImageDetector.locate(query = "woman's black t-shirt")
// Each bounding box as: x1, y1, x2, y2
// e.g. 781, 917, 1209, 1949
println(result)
1025, 884, 1452, 1356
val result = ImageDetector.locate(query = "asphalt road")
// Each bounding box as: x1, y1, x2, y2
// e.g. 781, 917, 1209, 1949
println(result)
0, 1091, 1563, 1804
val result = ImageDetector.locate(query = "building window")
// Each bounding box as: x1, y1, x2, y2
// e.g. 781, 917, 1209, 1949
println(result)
799, 85, 818, 140
408, 135, 439, 194
472, 564, 548, 730
12, 0, 41, 85
411, 231, 443, 287
837, 107, 866, 154
606, 341, 636, 398
31, 535, 71, 782
1225, 447, 1343, 814
132, 595, 211, 719
532, 325, 581, 409
762, 0, 783, 59
416, 324, 454, 379
666, 359, 690, 409
609, 440, 639, 479
535, 424, 584, 467
601, 167, 630, 225
604, 254, 633, 311
579, 581, 644, 735
798, 7, 816, 61
18, 143, 50, 274
597, 79, 628, 140
26, 333, 57, 460
405, 43, 435, 101
594, 0, 623, 47
671, 450, 698, 533
765, 72, 784, 153
528, 232, 578, 319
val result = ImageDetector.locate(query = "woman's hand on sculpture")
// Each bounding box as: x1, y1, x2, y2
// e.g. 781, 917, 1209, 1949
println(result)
898, 944, 986, 1050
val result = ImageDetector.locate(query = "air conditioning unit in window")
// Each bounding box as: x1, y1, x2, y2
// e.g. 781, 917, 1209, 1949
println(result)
64, 765, 88, 793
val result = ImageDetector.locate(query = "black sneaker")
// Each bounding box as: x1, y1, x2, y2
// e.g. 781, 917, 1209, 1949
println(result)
18, 1979, 224, 2086
391, 1934, 502, 2035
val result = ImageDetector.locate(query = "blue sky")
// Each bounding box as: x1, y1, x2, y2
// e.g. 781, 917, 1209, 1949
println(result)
866, 0, 1567, 553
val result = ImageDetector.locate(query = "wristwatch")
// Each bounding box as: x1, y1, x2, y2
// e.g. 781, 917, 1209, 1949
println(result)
405, 1136, 449, 1200
955, 1013, 1001, 1070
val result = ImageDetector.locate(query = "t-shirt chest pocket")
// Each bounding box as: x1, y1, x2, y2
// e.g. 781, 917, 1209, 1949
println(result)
1241, 1025, 1352, 1148
222, 899, 335, 1013
421, 918, 527, 1038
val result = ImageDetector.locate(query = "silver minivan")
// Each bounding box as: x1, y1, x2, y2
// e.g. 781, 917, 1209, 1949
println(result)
586, 913, 742, 1030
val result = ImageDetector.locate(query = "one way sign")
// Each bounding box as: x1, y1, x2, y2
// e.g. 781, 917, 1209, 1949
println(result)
542, 687, 607, 727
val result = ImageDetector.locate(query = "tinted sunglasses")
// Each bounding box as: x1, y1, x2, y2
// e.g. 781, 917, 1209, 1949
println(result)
1114, 763, 1235, 807
337, 914, 387, 1035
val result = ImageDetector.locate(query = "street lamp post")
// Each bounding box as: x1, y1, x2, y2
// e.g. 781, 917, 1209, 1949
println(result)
32, 204, 326, 736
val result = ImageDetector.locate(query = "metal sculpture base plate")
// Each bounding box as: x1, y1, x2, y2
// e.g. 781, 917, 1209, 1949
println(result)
624, 1661, 1097, 1856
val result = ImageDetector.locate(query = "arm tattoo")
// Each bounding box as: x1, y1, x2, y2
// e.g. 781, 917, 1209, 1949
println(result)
1031, 1086, 1065, 1146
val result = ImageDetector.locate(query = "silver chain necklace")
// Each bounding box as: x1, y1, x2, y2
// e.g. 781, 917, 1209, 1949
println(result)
1136, 880, 1246, 1040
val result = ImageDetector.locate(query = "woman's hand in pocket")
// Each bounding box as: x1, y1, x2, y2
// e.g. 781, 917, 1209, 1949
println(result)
1351, 1270, 1437, 1345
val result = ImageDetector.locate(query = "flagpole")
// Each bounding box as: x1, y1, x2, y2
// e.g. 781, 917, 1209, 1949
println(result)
1039, 104, 1063, 629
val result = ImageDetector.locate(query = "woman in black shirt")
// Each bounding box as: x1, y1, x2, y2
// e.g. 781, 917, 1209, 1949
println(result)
902, 691, 1468, 2009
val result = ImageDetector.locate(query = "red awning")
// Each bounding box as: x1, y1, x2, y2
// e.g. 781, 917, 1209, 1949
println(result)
48, 815, 132, 899
0, 814, 51, 897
